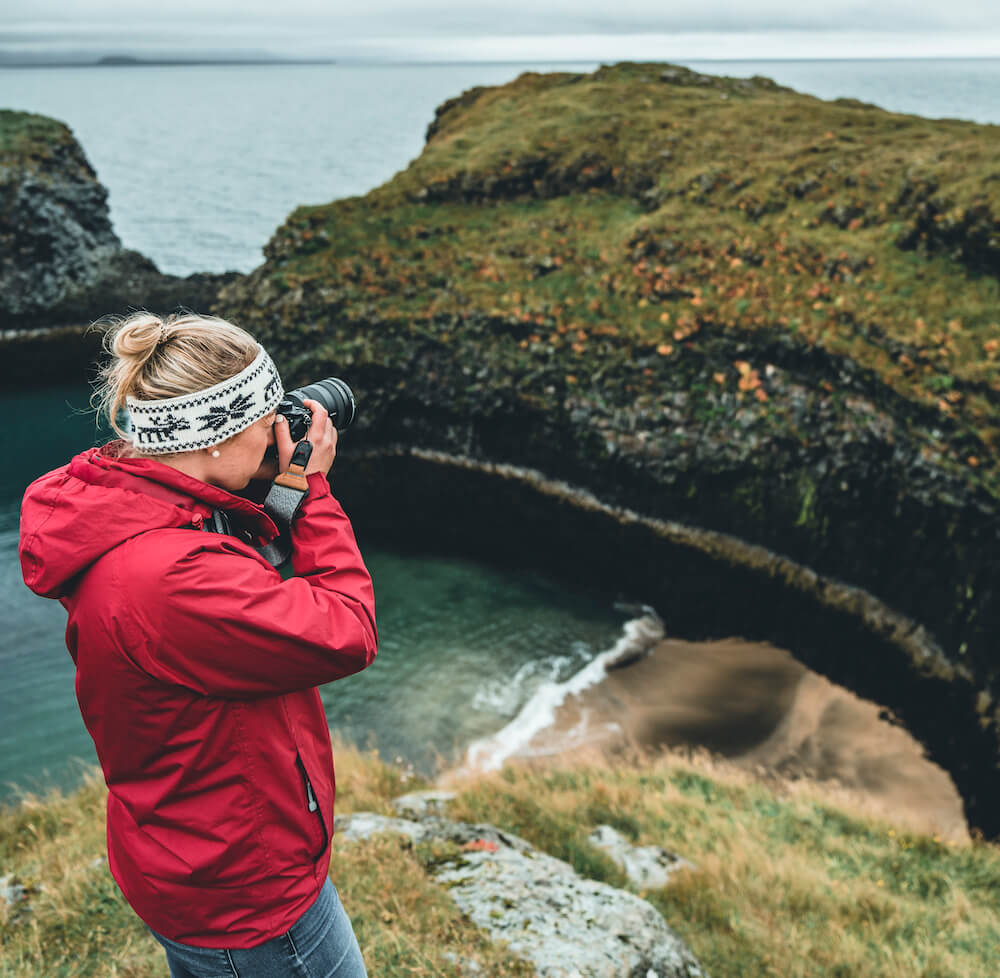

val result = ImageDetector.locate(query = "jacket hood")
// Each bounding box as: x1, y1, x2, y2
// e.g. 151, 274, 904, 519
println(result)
20, 443, 279, 599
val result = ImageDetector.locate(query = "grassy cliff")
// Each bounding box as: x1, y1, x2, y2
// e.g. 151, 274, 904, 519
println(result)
0, 109, 236, 335
217, 63, 1000, 836
1, 744, 998, 977
226, 63, 1000, 461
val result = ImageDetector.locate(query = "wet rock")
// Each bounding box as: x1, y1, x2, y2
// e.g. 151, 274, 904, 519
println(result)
606, 612, 664, 670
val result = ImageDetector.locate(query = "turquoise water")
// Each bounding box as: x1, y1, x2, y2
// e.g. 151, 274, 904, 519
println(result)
0, 385, 625, 801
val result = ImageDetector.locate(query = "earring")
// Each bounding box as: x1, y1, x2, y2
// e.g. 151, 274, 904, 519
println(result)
211, 449, 221, 458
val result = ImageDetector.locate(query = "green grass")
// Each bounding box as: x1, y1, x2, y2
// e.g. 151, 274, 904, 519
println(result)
3, 741, 997, 978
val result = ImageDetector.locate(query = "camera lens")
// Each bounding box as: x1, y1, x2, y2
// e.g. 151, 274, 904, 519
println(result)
286, 378, 356, 431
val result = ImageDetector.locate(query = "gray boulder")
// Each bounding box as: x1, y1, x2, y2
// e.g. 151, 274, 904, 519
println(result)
335, 813, 705, 978
333, 812, 428, 844
391, 789, 457, 819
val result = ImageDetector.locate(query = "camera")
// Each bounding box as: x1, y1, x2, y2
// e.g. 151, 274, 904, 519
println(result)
277, 378, 357, 440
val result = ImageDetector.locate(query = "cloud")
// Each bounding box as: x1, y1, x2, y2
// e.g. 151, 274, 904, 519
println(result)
1, 1, 998, 63
3, 0, 1000, 33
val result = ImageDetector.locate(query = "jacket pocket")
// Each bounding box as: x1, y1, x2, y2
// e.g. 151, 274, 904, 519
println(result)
295, 753, 328, 861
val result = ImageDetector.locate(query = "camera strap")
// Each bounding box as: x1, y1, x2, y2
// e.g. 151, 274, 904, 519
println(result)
202, 441, 313, 569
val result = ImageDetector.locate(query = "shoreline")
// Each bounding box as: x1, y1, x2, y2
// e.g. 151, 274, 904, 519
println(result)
457, 632, 970, 843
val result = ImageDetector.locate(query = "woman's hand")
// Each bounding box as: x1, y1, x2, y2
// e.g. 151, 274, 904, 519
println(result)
274, 399, 338, 477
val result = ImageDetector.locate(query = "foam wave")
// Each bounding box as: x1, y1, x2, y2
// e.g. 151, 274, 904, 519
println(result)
462, 608, 664, 773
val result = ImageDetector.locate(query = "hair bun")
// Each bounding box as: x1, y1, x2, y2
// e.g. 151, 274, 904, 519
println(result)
111, 313, 165, 363
95, 310, 260, 446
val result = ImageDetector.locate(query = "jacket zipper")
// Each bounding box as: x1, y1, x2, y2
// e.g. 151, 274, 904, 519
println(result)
296, 754, 328, 857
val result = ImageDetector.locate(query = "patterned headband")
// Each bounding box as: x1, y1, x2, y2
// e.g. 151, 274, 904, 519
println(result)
127, 346, 284, 454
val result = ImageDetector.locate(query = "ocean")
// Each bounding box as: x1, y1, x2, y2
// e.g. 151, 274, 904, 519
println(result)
1, 57, 996, 801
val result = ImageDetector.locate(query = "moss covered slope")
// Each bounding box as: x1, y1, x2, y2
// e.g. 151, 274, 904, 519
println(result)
231, 63, 1000, 447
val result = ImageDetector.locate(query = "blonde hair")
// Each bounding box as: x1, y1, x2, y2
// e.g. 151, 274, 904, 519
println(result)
94, 311, 260, 445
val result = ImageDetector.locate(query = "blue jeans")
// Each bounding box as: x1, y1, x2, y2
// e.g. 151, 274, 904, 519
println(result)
150, 879, 367, 978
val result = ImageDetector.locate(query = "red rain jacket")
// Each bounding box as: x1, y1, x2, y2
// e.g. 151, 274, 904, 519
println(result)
18, 443, 377, 947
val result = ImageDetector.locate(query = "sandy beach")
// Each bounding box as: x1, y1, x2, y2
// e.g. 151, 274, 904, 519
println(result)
505, 637, 970, 842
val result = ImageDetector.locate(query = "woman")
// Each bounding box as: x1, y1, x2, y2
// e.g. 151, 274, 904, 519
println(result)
19, 312, 377, 978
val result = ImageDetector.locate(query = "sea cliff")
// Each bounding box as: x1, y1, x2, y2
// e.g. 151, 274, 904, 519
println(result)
214, 64, 1000, 835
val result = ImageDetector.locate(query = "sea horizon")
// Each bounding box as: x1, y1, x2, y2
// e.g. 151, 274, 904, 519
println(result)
3, 54, 1000, 66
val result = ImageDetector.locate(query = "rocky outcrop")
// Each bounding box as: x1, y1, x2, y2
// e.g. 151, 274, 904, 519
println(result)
0, 110, 237, 336
336, 807, 706, 978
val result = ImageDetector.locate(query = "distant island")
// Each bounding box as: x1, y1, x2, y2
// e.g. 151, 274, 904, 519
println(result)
0, 54, 337, 69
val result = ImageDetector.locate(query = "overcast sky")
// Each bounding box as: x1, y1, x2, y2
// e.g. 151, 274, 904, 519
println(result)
2, 1, 999, 61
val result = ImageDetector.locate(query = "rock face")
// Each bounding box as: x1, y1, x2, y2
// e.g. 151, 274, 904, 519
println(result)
0, 109, 237, 335
335, 811, 706, 978
0, 110, 118, 322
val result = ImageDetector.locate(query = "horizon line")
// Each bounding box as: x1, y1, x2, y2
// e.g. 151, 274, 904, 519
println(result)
2, 54, 1000, 69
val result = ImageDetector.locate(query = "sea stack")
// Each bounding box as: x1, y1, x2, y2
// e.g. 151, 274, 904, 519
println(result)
0, 109, 237, 333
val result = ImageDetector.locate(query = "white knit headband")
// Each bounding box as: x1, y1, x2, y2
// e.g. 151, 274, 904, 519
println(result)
127, 346, 284, 454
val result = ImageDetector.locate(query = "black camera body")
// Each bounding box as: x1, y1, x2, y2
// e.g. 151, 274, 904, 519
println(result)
277, 378, 356, 440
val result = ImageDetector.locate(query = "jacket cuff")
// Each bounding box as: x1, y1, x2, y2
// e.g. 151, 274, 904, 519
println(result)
305, 471, 332, 501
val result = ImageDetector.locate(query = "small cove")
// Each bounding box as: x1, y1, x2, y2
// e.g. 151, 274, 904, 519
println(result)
3, 55, 992, 827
